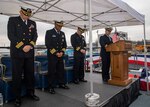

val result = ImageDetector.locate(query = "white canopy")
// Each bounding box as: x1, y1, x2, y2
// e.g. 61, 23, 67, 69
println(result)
0, 0, 144, 30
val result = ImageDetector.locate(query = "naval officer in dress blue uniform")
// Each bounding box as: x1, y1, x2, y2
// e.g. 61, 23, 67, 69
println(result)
99, 27, 113, 83
45, 21, 69, 94
71, 27, 87, 84
7, 7, 39, 107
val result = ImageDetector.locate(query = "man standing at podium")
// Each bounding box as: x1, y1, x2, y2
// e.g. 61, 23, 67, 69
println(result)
99, 27, 113, 83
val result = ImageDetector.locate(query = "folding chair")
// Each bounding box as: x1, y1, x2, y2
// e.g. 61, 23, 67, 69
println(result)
0, 56, 26, 103
35, 56, 48, 91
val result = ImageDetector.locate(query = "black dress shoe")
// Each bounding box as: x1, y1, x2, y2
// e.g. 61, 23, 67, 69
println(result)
14, 99, 21, 107
73, 80, 79, 84
49, 88, 55, 94
59, 84, 70, 89
103, 79, 108, 82
79, 79, 87, 82
103, 79, 108, 84
27, 94, 40, 101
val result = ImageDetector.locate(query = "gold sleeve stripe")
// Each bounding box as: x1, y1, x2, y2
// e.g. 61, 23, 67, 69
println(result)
16, 41, 24, 48
76, 47, 80, 51
62, 48, 66, 51
30, 41, 35, 46
50, 48, 56, 54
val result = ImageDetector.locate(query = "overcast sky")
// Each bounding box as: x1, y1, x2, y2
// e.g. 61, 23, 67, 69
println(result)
121, 0, 150, 40
0, 0, 150, 46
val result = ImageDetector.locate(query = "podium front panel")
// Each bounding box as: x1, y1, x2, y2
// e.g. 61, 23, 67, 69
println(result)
111, 52, 128, 81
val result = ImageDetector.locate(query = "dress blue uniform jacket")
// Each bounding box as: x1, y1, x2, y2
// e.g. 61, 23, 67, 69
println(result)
100, 34, 113, 57
71, 33, 86, 56
7, 16, 38, 58
45, 28, 67, 56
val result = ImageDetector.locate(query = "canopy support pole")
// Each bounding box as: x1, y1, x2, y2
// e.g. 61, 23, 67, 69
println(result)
89, 0, 93, 95
143, 16, 150, 94
85, 0, 100, 106
84, 0, 87, 74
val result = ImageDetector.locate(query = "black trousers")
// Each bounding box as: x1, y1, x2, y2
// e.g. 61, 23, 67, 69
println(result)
11, 57, 35, 99
101, 54, 111, 81
47, 55, 65, 88
73, 54, 85, 81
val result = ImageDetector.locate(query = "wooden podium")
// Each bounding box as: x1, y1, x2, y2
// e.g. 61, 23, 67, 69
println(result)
106, 40, 132, 86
